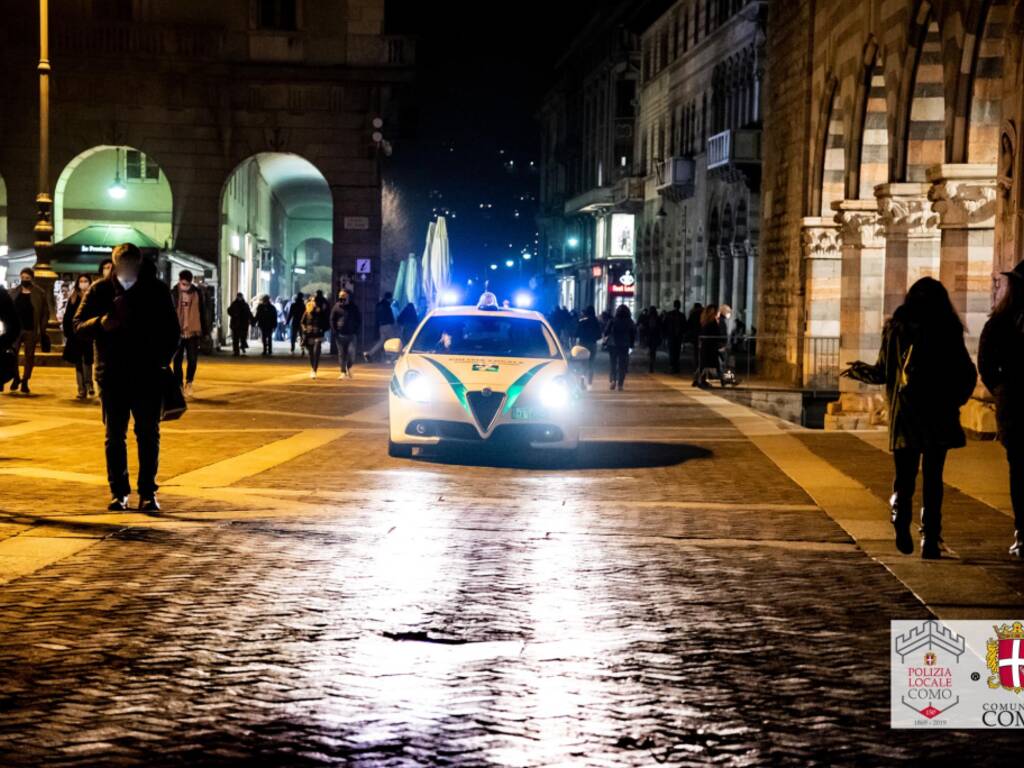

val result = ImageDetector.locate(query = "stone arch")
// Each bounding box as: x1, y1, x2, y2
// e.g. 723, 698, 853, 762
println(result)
815, 77, 846, 216
955, 0, 1011, 163
898, 5, 946, 181
53, 145, 174, 246
735, 197, 749, 243
706, 205, 721, 303
852, 43, 890, 198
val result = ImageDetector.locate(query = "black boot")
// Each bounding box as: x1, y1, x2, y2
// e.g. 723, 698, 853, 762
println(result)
1010, 530, 1023, 560
890, 493, 913, 555
920, 507, 942, 559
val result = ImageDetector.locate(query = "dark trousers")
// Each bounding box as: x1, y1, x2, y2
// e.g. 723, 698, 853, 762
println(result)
336, 334, 356, 373
11, 330, 36, 382
306, 339, 322, 372
101, 382, 162, 498
1007, 437, 1024, 532
647, 335, 661, 372
667, 336, 682, 374
582, 343, 597, 384
173, 336, 199, 385
261, 329, 273, 355
290, 323, 303, 353
892, 446, 948, 538
231, 327, 248, 355
608, 347, 630, 386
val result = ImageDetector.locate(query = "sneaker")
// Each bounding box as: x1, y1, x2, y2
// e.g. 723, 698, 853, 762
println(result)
338, 373, 346, 380
138, 496, 160, 513
107, 496, 129, 511
362, 353, 372, 363
310, 371, 317, 380
345, 370, 353, 379
184, 382, 194, 397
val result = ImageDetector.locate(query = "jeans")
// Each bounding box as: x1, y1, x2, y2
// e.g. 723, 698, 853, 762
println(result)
11, 330, 36, 383
75, 359, 94, 396
608, 347, 630, 386
173, 336, 199, 385
261, 329, 273, 355
101, 381, 162, 498
892, 446, 948, 538
290, 323, 302, 352
1007, 437, 1024, 533
336, 334, 356, 373
231, 328, 248, 355
306, 339, 322, 372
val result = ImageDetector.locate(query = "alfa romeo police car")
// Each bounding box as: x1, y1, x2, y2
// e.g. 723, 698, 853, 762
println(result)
383, 296, 590, 458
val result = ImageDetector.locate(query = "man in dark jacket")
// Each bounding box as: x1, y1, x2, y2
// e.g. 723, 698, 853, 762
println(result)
663, 300, 687, 374
254, 295, 279, 356
286, 291, 305, 354
330, 289, 362, 378
363, 292, 398, 362
75, 243, 180, 512
227, 293, 254, 356
8, 267, 50, 394
0, 288, 21, 389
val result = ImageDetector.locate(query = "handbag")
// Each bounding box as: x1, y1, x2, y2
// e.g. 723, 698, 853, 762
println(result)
160, 367, 188, 421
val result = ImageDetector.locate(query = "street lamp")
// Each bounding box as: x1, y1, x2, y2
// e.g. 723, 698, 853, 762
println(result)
32, 0, 56, 291
566, 236, 580, 249
107, 148, 127, 199
505, 259, 514, 268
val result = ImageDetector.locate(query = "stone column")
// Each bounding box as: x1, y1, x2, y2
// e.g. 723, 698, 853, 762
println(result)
927, 163, 998, 340
800, 218, 840, 389
875, 183, 940, 317
731, 241, 748, 319
744, 242, 757, 329
718, 245, 733, 308
824, 200, 887, 430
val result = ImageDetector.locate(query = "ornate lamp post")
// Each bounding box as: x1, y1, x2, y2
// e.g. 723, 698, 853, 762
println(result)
33, 0, 57, 299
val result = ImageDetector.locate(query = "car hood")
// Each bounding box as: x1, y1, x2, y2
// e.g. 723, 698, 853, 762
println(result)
408, 354, 565, 391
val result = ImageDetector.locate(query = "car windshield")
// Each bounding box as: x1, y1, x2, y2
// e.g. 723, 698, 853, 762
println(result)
411, 315, 560, 359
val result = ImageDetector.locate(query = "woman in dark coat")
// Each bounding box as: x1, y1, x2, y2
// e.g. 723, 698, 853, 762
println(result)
693, 304, 720, 388
574, 305, 602, 387
300, 297, 325, 379
604, 303, 636, 391
62, 274, 95, 399
844, 277, 977, 559
227, 293, 254, 356
978, 259, 1024, 560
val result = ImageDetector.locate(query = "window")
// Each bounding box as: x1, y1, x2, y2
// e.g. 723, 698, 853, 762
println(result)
257, 0, 297, 31
411, 316, 560, 359
125, 150, 160, 183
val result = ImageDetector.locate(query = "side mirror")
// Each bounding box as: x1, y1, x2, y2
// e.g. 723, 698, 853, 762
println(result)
570, 345, 591, 361
383, 337, 404, 355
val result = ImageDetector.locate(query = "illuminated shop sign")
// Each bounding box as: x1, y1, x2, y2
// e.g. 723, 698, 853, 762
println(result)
606, 262, 635, 296
609, 213, 635, 257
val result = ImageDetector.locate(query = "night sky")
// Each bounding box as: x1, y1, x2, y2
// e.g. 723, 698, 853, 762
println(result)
386, 0, 596, 299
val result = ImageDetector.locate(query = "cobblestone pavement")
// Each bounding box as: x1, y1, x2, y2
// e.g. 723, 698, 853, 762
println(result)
0, 357, 1020, 766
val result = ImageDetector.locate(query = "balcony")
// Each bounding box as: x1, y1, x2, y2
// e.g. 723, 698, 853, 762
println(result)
706, 129, 762, 171
655, 157, 696, 200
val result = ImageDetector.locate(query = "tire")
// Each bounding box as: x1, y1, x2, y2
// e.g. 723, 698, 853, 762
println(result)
388, 440, 413, 458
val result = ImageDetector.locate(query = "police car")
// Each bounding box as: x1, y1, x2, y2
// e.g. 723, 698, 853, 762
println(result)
383, 296, 590, 458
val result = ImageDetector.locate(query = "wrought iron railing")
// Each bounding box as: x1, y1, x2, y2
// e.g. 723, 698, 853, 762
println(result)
692, 334, 841, 391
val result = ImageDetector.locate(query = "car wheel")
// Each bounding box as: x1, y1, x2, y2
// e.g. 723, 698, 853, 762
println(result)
388, 440, 413, 459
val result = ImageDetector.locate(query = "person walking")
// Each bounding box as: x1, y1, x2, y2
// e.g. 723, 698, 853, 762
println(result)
8, 267, 49, 394
979, 259, 1024, 560
646, 305, 662, 373
74, 243, 180, 512
227, 292, 253, 356
574, 305, 602, 388
693, 304, 720, 388
255, 295, 278, 356
363, 292, 398, 362
397, 301, 419, 346
843, 277, 977, 559
171, 269, 207, 397
287, 291, 305, 354
0, 287, 20, 391
62, 274, 95, 399
330, 289, 362, 379
604, 303, 636, 391
663, 300, 686, 374
300, 296, 325, 379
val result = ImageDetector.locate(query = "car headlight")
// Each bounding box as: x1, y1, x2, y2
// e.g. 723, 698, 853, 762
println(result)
402, 370, 432, 403
539, 376, 571, 409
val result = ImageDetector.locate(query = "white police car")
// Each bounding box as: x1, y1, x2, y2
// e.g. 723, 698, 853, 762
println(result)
383, 298, 590, 458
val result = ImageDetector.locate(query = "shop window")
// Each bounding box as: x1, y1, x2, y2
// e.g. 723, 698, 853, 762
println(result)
125, 150, 160, 184
257, 0, 298, 31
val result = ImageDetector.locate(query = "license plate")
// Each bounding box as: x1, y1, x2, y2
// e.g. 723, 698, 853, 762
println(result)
511, 407, 532, 420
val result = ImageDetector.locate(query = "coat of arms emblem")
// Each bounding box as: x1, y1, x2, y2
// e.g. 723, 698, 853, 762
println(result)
987, 621, 1024, 694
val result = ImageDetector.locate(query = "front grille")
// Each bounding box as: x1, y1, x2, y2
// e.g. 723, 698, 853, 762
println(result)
490, 424, 564, 443
465, 390, 505, 432
406, 420, 481, 440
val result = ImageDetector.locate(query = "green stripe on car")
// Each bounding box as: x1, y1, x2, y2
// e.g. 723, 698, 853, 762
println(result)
502, 362, 550, 414
423, 357, 472, 416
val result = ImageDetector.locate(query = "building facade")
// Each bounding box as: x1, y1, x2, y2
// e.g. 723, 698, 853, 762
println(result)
0, 0, 412, 339
758, 0, 1023, 431
634, 0, 765, 334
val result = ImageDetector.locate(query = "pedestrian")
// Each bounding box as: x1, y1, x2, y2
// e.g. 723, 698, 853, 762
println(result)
73, 243, 180, 512
978, 259, 1024, 560
330, 289, 362, 379
663, 299, 686, 374
300, 296, 325, 379
171, 269, 207, 397
363, 291, 399, 362
227, 292, 253, 356
646, 305, 662, 373
843, 277, 977, 559
287, 291, 305, 354
397, 301, 419, 345
62, 274, 95, 399
637, 307, 649, 350
7, 267, 49, 394
574, 305, 602, 387
0, 287, 20, 391
98, 258, 113, 280
693, 304, 720, 388
314, 289, 328, 315
686, 302, 704, 361
604, 303, 636, 391
255, 295, 278, 356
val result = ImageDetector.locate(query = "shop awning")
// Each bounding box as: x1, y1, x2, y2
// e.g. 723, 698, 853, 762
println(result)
47, 225, 162, 273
